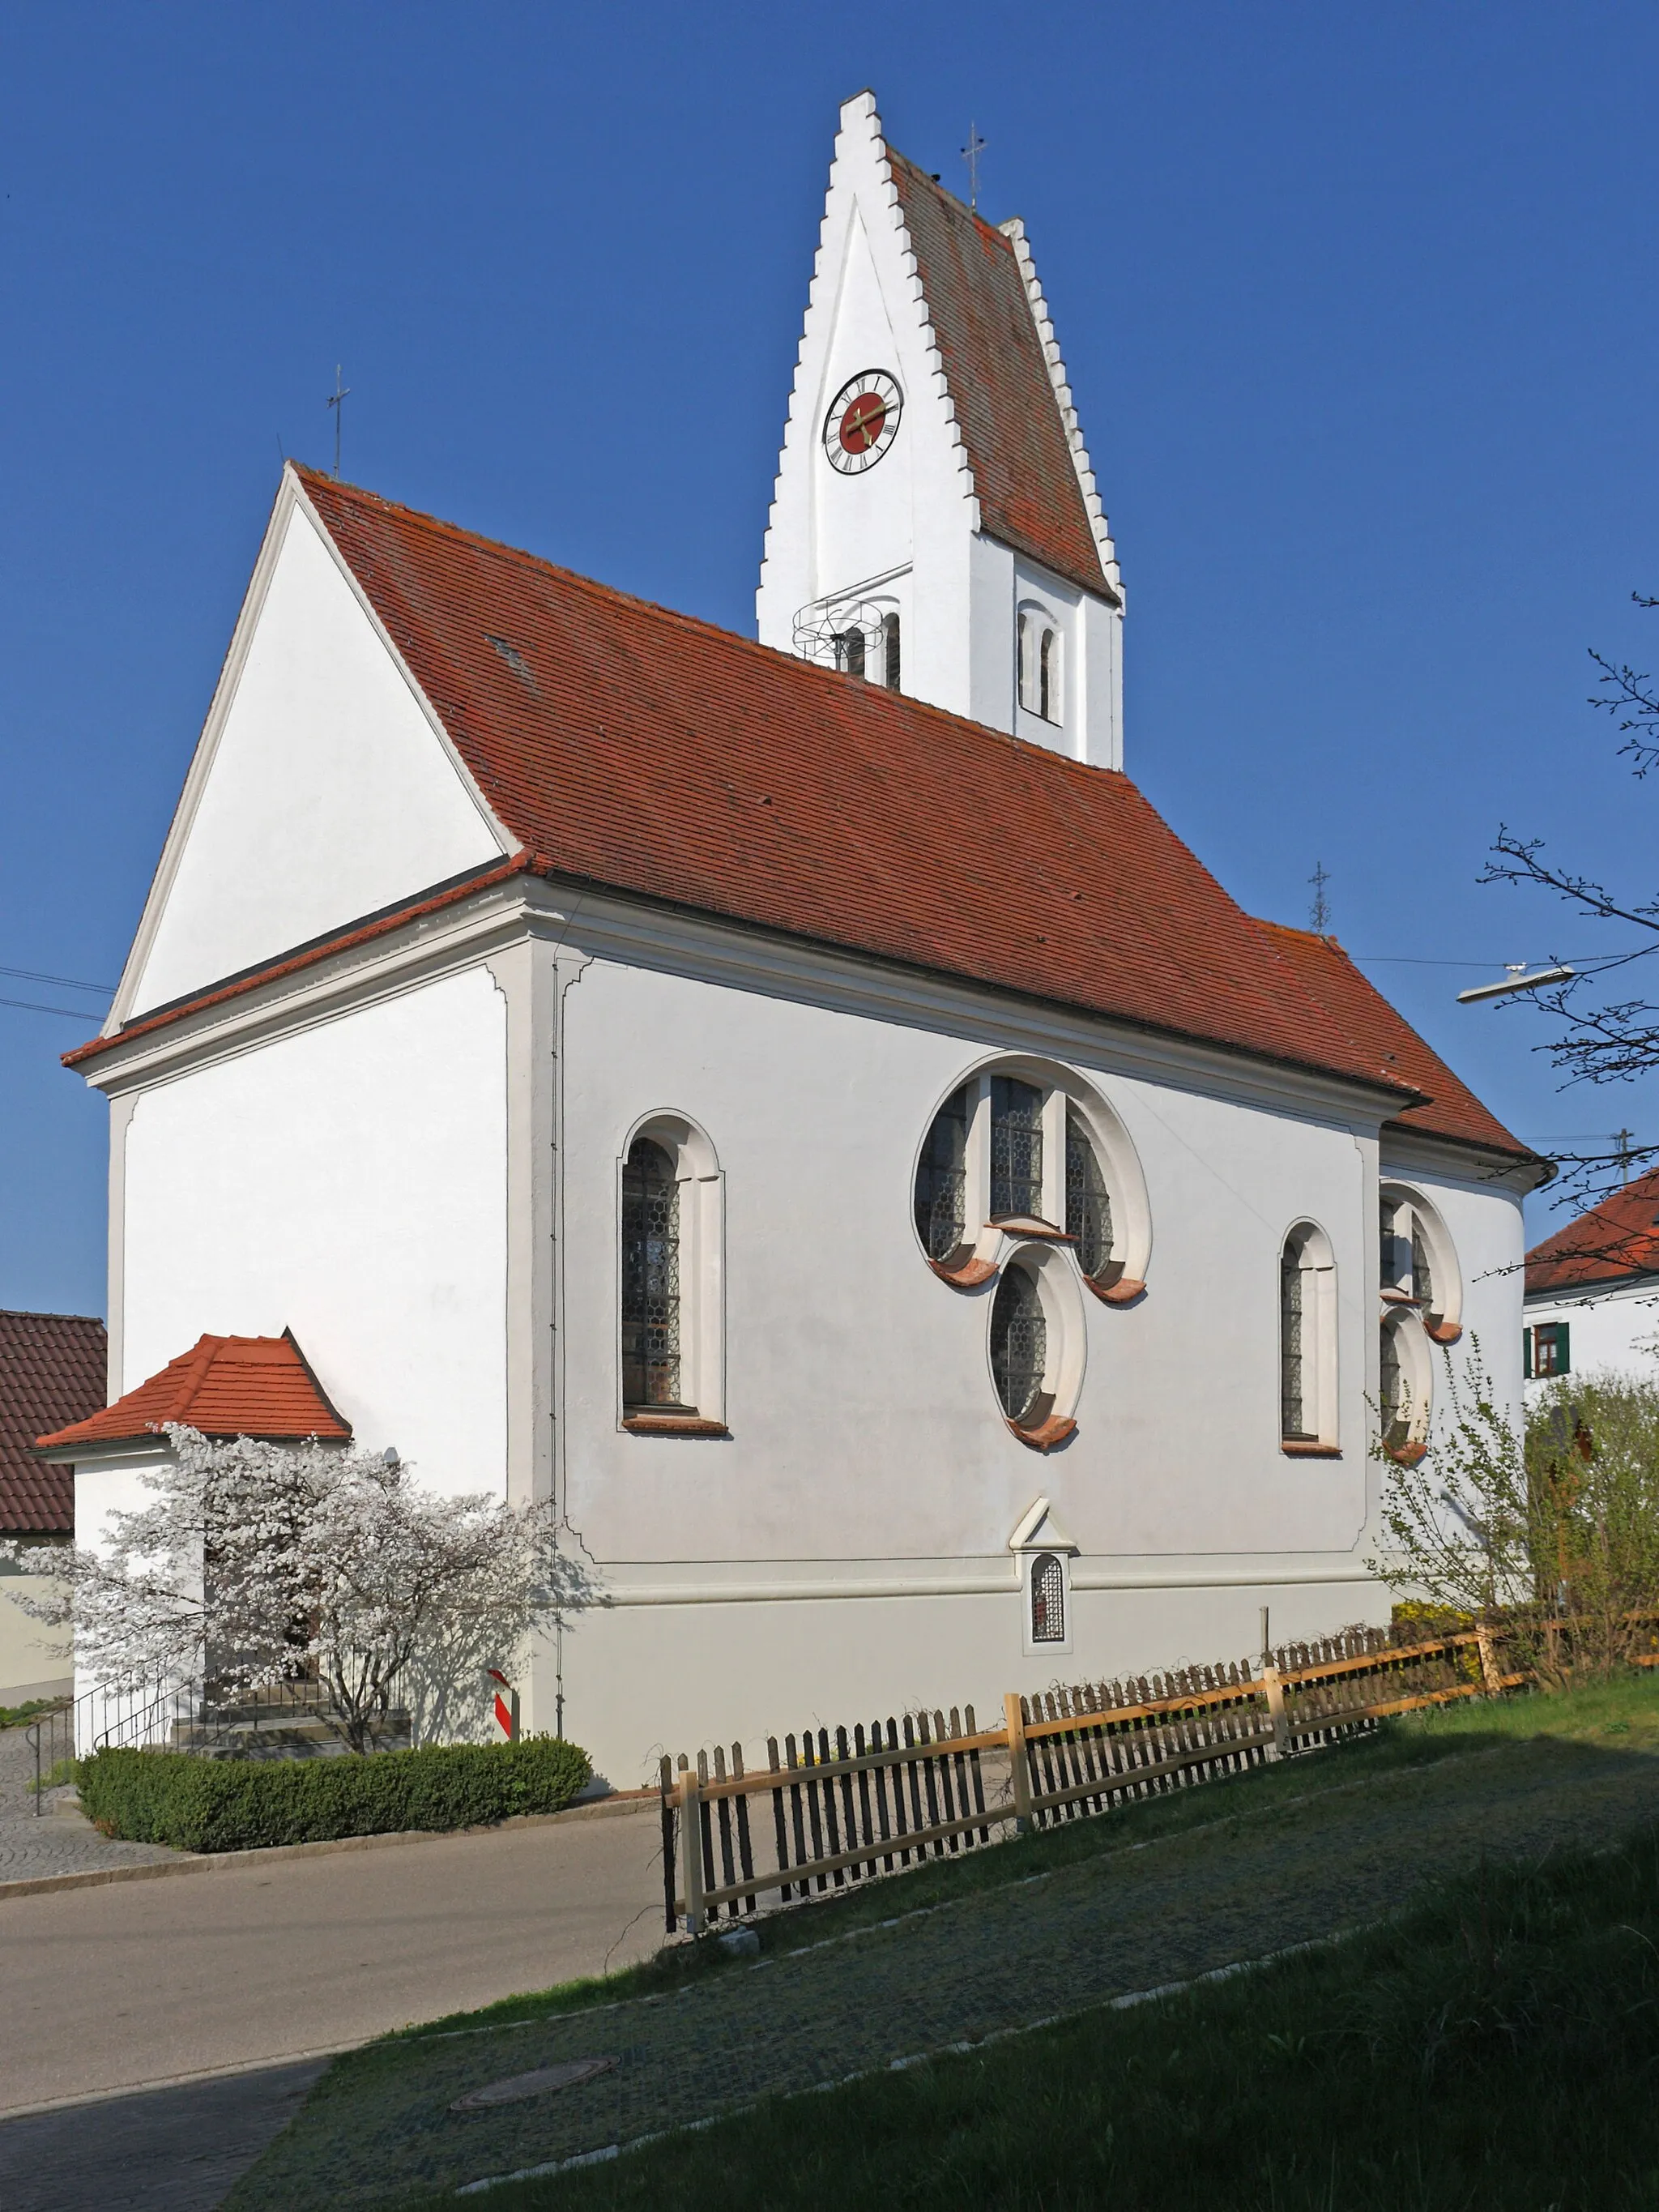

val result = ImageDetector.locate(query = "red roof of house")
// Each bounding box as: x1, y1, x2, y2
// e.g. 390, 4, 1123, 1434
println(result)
1255, 924, 1536, 1162
886, 152, 1110, 600
0, 1311, 106, 1534
69, 472, 1533, 1167
1525, 1168, 1659, 1296
36, 1331, 351, 1452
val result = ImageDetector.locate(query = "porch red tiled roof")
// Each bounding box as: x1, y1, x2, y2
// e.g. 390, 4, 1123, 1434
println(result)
0, 1311, 106, 1534
36, 1330, 350, 1452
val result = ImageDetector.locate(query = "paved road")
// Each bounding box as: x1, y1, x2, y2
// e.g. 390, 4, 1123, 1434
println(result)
0, 2061, 329, 2212
0, 1800, 667, 2117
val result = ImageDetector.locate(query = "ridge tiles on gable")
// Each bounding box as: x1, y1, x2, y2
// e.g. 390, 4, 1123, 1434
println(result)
1526, 1167, 1659, 1296
36, 1331, 352, 1451
1256, 922, 1537, 1163
0, 1309, 106, 1534
883, 147, 1111, 601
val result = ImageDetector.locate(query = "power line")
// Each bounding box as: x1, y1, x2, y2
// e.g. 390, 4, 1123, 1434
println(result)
0, 995, 100, 1018
0, 963, 113, 993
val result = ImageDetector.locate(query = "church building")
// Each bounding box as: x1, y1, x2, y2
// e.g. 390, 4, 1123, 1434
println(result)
46, 94, 1546, 1782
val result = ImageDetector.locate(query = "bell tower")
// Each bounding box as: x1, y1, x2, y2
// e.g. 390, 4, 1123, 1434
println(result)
757, 92, 1124, 771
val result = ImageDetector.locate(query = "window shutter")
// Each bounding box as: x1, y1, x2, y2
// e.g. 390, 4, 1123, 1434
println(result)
1523, 1327, 1533, 1380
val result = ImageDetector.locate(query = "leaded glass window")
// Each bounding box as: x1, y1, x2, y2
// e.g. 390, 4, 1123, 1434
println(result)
1281, 1244, 1308, 1440
1411, 1217, 1433, 1309
1030, 1552, 1065, 1644
991, 1266, 1047, 1423
1065, 1109, 1112, 1278
1379, 1320, 1405, 1448
621, 1137, 682, 1408
990, 1075, 1044, 1220
915, 1085, 970, 1260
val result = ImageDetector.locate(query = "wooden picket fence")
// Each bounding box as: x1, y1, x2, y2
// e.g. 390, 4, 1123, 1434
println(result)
660, 1622, 1529, 1932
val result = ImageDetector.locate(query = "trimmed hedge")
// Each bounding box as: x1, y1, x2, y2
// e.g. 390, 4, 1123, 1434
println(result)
77, 1735, 592, 1853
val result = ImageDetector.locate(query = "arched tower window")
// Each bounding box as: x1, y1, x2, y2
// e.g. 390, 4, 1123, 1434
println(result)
991, 1264, 1047, 1424
1017, 608, 1061, 724
834, 628, 866, 678
621, 1137, 681, 1409
881, 610, 902, 691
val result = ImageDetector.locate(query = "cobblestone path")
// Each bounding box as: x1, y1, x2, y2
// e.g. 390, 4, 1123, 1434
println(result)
0, 1721, 177, 1884
228, 1734, 1659, 2210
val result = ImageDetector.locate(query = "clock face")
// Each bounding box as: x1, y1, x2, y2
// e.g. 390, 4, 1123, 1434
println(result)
824, 370, 902, 474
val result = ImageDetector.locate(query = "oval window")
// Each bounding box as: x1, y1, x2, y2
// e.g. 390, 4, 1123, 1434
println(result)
991, 1265, 1047, 1423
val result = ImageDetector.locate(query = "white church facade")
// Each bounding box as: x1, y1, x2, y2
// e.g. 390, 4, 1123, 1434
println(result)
50, 95, 1546, 1783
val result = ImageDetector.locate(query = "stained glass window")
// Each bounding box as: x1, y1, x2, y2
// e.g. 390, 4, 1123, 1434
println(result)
621, 1136, 682, 1408
1411, 1217, 1434, 1309
915, 1085, 970, 1259
1030, 1552, 1065, 1644
990, 1075, 1044, 1220
1065, 1110, 1112, 1278
991, 1266, 1047, 1423
1281, 1245, 1308, 1440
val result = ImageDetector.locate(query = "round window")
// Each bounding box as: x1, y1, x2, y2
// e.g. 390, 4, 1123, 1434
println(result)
991, 1266, 1047, 1424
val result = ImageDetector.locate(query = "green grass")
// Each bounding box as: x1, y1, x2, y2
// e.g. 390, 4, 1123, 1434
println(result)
387, 1672, 1659, 2043
469, 1823, 1659, 2212
225, 1675, 1659, 2211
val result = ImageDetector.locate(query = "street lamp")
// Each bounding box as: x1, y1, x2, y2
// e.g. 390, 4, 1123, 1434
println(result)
1456, 963, 1576, 1004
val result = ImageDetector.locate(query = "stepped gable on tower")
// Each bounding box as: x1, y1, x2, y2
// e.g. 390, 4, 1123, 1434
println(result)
69, 465, 1537, 1174
884, 146, 1118, 602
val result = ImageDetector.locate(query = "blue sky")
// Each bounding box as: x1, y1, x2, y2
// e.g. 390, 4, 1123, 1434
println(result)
3, 2, 1657, 1316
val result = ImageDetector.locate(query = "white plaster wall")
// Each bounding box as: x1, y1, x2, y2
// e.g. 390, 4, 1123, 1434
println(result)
119, 968, 510, 1494
559, 951, 1380, 1574
1525, 1277, 1659, 1395
1380, 1148, 1528, 1438
131, 502, 503, 1015
0, 1554, 70, 1703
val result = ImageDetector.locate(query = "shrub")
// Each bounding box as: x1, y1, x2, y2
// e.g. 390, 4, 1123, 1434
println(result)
76, 1734, 591, 1853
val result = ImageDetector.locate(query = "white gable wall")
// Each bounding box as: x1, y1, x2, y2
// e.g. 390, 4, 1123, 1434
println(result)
1525, 1275, 1659, 1394
128, 495, 505, 1018
117, 967, 509, 1496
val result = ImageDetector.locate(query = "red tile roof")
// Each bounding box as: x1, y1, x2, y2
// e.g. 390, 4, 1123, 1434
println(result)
0, 1312, 106, 1534
1526, 1168, 1659, 1296
886, 152, 1111, 600
70, 473, 1530, 1165
1255, 923, 1538, 1163
36, 1331, 351, 1452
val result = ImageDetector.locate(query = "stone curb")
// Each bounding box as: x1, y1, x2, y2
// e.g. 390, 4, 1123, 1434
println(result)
0, 1787, 658, 1902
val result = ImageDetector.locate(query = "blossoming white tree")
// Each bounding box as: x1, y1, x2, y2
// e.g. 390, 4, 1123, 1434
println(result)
3, 1428, 595, 1750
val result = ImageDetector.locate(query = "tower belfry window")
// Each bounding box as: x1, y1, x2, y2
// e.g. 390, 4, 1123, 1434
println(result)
1017, 609, 1061, 724
834, 628, 866, 678
882, 611, 901, 691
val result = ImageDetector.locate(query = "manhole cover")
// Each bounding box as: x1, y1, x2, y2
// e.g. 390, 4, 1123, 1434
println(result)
450, 2056, 618, 2112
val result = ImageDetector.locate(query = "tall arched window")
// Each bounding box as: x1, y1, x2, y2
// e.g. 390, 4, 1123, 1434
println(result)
1279, 1223, 1338, 1453
991, 1264, 1047, 1424
621, 1137, 681, 1409
834, 627, 866, 677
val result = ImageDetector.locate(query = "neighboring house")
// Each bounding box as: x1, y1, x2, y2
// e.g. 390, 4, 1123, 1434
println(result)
1524, 1168, 1659, 1394
45, 95, 1549, 1783
1, 1309, 106, 1704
